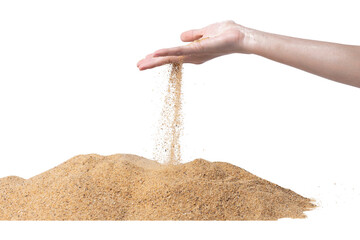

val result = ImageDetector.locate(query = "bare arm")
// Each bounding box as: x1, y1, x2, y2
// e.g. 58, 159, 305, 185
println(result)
137, 21, 360, 88
247, 29, 360, 87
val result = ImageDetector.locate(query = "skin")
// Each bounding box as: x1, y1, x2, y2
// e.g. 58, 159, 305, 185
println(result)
137, 21, 360, 88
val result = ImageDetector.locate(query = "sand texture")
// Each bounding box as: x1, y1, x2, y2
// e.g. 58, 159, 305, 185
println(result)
0, 154, 315, 220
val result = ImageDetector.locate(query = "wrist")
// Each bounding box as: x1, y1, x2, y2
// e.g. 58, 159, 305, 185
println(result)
238, 26, 261, 54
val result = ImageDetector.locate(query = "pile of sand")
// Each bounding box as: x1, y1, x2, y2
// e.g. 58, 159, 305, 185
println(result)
0, 154, 315, 220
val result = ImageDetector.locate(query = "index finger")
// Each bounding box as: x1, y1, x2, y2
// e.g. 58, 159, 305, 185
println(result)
152, 46, 190, 57
153, 41, 205, 58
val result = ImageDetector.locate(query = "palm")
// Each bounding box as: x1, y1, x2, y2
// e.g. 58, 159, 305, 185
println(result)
137, 21, 246, 70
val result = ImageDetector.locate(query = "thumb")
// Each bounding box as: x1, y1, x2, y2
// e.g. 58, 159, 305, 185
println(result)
180, 29, 203, 42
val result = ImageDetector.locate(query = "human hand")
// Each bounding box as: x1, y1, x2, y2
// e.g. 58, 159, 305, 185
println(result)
137, 21, 251, 70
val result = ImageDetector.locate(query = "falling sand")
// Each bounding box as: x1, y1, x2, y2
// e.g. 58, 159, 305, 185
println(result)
0, 154, 315, 220
154, 62, 183, 165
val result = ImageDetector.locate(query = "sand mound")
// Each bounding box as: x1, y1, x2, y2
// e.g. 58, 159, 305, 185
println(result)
0, 154, 315, 220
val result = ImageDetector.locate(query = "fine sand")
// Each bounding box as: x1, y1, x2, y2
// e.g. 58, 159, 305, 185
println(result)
0, 154, 315, 220
154, 62, 183, 165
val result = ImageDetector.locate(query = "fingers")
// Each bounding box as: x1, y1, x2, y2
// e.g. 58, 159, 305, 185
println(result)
153, 44, 197, 57
137, 54, 182, 71
180, 29, 203, 42
137, 53, 153, 68
137, 40, 206, 70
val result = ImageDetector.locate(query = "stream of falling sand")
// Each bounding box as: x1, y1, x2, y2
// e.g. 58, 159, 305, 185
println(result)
154, 62, 183, 164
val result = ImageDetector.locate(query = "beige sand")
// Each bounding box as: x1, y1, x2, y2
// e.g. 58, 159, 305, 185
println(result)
0, 154, 315, 220
154, 62, 183, 165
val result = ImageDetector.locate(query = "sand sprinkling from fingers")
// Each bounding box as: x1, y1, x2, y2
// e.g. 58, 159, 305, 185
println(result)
154, 62, 183, 164
0, 60, 316, 220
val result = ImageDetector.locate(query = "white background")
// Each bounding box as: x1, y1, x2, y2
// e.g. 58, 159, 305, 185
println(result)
0, 0, 359, 239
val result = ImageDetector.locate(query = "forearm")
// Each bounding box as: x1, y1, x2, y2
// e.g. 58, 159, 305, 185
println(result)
244, 28, 360, 88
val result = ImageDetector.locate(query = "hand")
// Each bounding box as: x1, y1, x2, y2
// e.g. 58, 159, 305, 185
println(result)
137, 21, 250, 70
